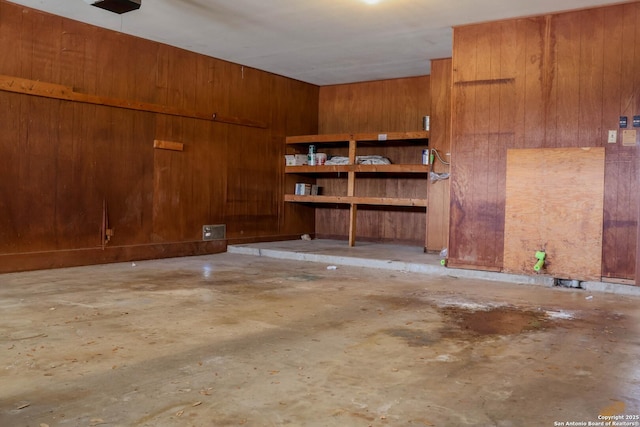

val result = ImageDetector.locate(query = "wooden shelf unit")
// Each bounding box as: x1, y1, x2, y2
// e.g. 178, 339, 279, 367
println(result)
284, 131, 430, 246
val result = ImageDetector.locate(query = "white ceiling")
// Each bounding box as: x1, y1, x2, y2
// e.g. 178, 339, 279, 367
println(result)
7, 0, 629, 86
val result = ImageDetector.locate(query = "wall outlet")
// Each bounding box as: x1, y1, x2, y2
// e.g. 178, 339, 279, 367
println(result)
202, 224, 226, 241
608, 130, 617, 144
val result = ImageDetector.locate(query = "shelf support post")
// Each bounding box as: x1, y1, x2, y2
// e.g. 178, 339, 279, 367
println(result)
349, 204, 357, 247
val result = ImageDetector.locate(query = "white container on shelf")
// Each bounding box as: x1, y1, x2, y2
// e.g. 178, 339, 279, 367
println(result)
295, 183, 312, 195
285, 154, 308, 166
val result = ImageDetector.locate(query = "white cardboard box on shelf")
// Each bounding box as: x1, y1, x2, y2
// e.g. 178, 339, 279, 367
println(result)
295, 183, 312, 195
285, 154, 308, 166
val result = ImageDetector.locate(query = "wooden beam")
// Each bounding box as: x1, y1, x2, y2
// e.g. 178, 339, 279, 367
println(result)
0, 74, 267, 129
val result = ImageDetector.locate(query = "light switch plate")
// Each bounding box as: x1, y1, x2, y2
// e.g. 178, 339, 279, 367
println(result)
622, 130, 637, 147
608, 130, 617, 143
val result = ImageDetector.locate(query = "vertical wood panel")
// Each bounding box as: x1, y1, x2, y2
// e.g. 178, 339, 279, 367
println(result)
541, 17, 558, 147
635, 2, 640, 283
60, 20, 88, 89
555, 14, 580, 147
474, 26, 496, 264
492, 21, 518, 263
522, 17, 546, 148
576, 10, 603, 147
451, 21, 518, 268
512, 18, 528, 149
450, 24, 479, 264
602, 4, 633, 280
426, 58, 452, 252
30, 11, 62, 84
0, 92, 22, 251
0, 2, 22, 76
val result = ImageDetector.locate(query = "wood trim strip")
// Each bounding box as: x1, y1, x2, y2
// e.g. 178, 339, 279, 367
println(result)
454, 78, 515, 86
0, 74, 267, 129
153, 139, 184, 151
601, 277, 636, 286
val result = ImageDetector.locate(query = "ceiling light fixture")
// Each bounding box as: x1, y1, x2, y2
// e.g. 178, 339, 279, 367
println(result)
361, 0, 382, 4
83, 0, 141, 14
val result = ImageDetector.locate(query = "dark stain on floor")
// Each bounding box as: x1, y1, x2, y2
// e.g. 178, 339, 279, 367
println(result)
441, 305, 552, 336
384, 305, 562, 347
385, 328, 438, 346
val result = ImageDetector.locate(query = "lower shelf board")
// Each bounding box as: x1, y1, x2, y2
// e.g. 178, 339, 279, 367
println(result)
284, 194, 427, 207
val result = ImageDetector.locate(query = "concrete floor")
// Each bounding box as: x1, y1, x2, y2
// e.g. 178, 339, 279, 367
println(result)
1, 244, 639, 426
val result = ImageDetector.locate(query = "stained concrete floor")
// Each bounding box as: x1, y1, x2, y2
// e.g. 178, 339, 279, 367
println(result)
1, 250, 639, 427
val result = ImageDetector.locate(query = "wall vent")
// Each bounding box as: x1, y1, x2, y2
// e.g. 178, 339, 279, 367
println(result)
555, 278, 583, 289
202, 224, 226, 241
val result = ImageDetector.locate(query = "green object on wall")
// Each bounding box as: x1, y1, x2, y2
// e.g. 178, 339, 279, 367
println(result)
534, 251, 546, 272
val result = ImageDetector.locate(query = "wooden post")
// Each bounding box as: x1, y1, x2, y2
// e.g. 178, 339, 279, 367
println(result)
349, 204, 358, 247
348, 138, 357, 246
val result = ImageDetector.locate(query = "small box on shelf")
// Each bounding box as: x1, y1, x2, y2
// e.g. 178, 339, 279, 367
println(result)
285, 154, 308, 166
294, 183, 321, 195
294, 183, 311, 195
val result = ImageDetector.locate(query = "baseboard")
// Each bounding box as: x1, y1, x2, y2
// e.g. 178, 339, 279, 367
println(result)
226, 234, 308, 245
0, 240, 227, 274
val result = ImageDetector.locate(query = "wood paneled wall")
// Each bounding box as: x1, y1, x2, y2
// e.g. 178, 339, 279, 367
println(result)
0, 1, 319, 272
317, 77, 431, 246
449, 2, 640, 281
427, 59, 452, 252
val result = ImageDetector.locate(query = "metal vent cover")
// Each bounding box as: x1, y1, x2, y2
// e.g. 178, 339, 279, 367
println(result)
202, 224, 226, 241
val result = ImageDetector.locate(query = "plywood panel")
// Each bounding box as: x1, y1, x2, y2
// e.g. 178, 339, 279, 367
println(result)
503, 148, 605, 281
